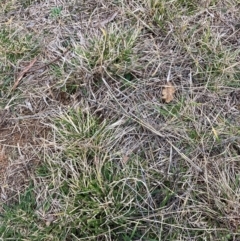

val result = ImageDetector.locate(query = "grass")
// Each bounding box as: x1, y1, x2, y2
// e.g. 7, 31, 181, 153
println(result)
0, 0, 240, 240
0, 22, 39, 106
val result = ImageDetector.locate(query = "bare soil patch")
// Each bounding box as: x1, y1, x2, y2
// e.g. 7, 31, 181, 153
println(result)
0, 109, 49, 202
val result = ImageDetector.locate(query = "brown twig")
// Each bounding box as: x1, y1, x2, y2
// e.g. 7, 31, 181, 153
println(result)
28, 47, 71, 73
10, 47, 71, 92
11, 58, 37, 92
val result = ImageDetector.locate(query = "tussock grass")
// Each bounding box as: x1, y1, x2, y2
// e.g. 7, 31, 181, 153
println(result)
0, 0, 240, 240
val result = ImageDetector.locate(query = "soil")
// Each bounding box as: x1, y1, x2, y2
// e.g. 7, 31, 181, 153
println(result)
0, 109, 50, 202
0, 88, 69, 203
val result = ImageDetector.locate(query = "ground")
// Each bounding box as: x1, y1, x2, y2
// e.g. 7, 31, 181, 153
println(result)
0, 0, 240, 240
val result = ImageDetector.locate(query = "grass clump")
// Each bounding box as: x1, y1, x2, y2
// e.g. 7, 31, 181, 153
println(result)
48, 109, 165, 240
74, 26, 140, 76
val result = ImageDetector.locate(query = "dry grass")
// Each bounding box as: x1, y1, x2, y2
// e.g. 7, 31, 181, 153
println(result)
0, 0, 240, 240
